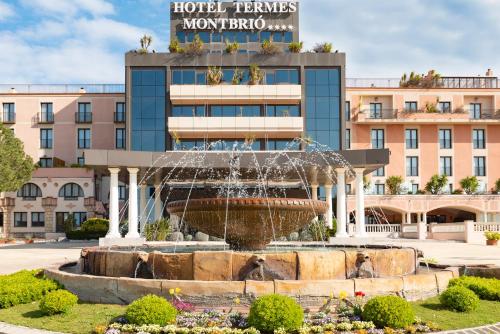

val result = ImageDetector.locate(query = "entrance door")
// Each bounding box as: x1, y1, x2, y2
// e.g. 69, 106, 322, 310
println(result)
0, 211, 3, 235
56, 212, 69, 233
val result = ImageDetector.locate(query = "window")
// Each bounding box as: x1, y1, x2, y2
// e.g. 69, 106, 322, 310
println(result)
438, 101, 451, 113
40, 103, 54, 123
118, 185, 127, 200
440, 156, 453, 176
265, 105, 299, 117
266, 140, 299, 151
405, 129, 418, 149
212, 105, 260, 117
473, 129, 485, 149
77, 129, 91, 149
369, 103, 382, 119
76, 103, 92, 123
14, 212, 27, 228
116, 128, 126, 149
172, 106, 206, 117
411, 184, 419, 194
373, 167, 385, 177
265, 69, 299, 85
374, 184, 385, 195
77, 156, 85, 166
40, 129, 53, 149
371, 129, 384, 149
405, 101, 418, 112
73, 212, 87, 228
345, 101, 351, 121
172, 69, 206, 85
39, 158, 53, 168
346, 184, 352, 195
31, 212, 45, 227
470, 103, 481, 119
345, 129, 351, 149
2, 103, 15, 122
406, 156, 419, 176
474, 156, 486, 176
439, 129, 452, 149
173, 139, 207, 151
115, 102, 125, 122
17, 183, 42, 200
59, 183, 84, 200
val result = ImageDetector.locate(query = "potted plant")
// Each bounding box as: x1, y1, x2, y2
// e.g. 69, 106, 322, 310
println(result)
169, 37, 183, 53
207, 66, 223, 85
484, 231, 500, 246
313, 42, 333, 53
288, 41, 303, 53
138, 35, 153, 54
225, 40, 239, 54
184, 34, 204, 56
232, 68, 244, 85
260, 38, 281, 55
249, 64, 264, 85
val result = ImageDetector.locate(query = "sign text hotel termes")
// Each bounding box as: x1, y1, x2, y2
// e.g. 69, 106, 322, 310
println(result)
173, 2, 297, 31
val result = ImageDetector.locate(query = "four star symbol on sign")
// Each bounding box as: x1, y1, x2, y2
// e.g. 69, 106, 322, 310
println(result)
267, 25, 294, 31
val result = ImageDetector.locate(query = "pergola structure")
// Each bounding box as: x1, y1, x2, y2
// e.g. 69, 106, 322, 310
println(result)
83, 148, 389, 244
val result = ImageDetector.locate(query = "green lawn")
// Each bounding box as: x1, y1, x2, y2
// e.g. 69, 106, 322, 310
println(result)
412, 296, 500, 330
0, 301, 125, 334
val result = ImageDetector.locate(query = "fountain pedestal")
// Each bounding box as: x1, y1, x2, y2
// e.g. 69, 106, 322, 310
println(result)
99, 237, 146, 247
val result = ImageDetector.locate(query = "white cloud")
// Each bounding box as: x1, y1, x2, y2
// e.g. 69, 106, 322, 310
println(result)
0, 1, 14, 21
19, 0, 114, 17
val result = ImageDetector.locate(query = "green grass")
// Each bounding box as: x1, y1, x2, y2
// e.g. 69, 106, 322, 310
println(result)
0, 301, 125, 334
412, 296, 500, 330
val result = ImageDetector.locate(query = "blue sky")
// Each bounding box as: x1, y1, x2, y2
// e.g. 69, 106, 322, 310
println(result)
0, 0, 499, 83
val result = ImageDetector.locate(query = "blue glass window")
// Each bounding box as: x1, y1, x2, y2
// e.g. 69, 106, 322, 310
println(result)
223, 31, 235, 42
212, 32, 221, 42
198, 31, 210, 43
273, 32, 283, 42
222, 69, 234, 83
176, 31, 185, 43
260, 31, 271, 41
249, 32, 259, 42
305, 68, 341, 150
236, 31, 247, 43
284, 32, 293, 43
266, 105, 300, 117
172, 106, 206, 117
131, 69, 166, 152
186, 32, 195, 42
266, 140, 300, 151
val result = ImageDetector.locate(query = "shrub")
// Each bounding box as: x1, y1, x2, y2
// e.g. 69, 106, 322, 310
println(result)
207, 66, 223, 85
66, 230, 105, 240
248, 294, 304, 332
484, 231, 500, 240
313, 42, 332, 53
225, 40, 239, 54
288, 41, 303, 53
494, 179, 500, 194
126, 295, 177, 326
169, 37, 183, 53
144, 219, 172, 241
448, 276, 500, 301
0, 270, 60, 308
386, 176, 404, 195
362, 296, 415, 329
249, 64, 264, 85
260, 39, 281, 55
81, 218, 109, 234
184, 34, 204, 55
425, 174, 448, 195
439, 286, 479, 312
459, 176, 479, 194
39, 290, 78, 315
308, 219, 330, 241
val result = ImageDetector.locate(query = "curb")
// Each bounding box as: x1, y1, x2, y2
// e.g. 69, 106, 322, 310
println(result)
436, 322, 500, 333
0, 322, 64, 334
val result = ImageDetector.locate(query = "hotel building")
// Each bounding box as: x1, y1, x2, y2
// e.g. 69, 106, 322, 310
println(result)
0, 1, 499, 239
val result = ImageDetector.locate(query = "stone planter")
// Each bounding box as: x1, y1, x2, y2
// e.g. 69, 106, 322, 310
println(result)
486, 239, 498, 246
0, 239, 16, 244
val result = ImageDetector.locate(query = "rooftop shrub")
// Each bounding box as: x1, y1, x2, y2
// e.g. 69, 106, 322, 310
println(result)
362, 295, 415, 329
260, 39, 281, 55
313, 42, 333, 53
184, 34, 204, 56
0, 270, 60, 309
247, 294, 304, 332
288, 41, 303, 53
225, 40, 239, 54
39, 290, 78, 315
126, 295, 177, 326
448, 276, 500, 301
439, 286, 479, 312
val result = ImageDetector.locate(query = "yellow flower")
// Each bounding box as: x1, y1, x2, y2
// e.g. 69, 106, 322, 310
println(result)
329, 292, 334, 299
175, 287, 181, 294
339, 290, 348, 300
234, 297, 241, 305
169, 288, 174, 295
323, 299, 328, 305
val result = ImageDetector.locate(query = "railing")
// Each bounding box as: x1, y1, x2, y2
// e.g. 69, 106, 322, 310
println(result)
474, 222, 500, 232
401, 224, 418, 233
75, 112, 92, 123
429, 223, 465, 233
361, 109, 398, 119
37, 112, 54, 124
365, 224, 401, 233
0, 84, 125, 94
347, 77, 500, 89
469, 109, 500, 120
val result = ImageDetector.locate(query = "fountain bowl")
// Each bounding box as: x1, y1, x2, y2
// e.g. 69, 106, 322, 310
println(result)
167, 198, 328, 250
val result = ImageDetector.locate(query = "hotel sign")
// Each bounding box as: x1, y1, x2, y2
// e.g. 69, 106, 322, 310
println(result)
173, 1, 297, 31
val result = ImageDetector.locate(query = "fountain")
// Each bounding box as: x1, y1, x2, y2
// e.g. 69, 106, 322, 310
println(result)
43, 140, 459, 306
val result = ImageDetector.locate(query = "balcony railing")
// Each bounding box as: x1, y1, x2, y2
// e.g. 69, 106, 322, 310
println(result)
347, 76, 500, 89
357, 108, 500, 121
37, 112, 54, 124
75, 112, 92, 123
361, 109, 398, 119
0, 84, 125, 94
114, 111, 126, 123
0, 112, 15, 124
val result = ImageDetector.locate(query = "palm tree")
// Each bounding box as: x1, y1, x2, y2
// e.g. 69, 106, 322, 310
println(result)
139, 35, 153, 54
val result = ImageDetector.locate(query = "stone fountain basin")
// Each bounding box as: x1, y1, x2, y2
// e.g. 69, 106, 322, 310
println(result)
167, 198, 329, 250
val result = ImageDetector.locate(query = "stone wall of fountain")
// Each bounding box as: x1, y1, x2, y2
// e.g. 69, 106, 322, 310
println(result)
81, 247, 418, 281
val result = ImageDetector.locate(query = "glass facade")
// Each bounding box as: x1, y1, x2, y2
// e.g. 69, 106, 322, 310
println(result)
176, 30, 292, 44
131, 69, 166, 152
172, 68, 299, 85
305, 68, 341, 150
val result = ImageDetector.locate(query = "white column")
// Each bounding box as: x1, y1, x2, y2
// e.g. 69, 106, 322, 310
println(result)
402, 213, 406, 224
483, 211, 488, 223
126, 168, 140, 238
335, 168, 348, 237
324, 184, 333, 229
354, 168, 367, 237
311, 184, 318, 200
106, 167, 121, 238
139, 183, 147, 230
406, 212, 412, 224
423, 212, 427, 224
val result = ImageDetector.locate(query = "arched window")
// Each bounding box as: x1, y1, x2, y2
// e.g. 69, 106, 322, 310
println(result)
17, 183, 42, 200
58, 183, 84, 200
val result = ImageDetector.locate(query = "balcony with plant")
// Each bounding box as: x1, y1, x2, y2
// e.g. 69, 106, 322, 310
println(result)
260, 38, 282, 55
207, 67, 223, 85
184, 34, 204, 56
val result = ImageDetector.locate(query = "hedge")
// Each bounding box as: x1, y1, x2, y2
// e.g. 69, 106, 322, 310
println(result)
0, 270, 60, 308
448, 276, 500, 301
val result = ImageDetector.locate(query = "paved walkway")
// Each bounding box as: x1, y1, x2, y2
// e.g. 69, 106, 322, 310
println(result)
438, 322, 500, 333
0, 241, 96, 274
329, 238, 500, 266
